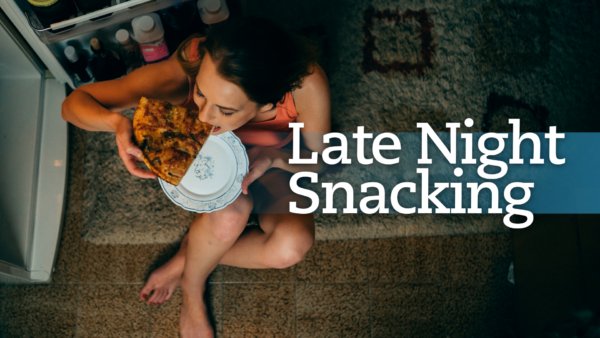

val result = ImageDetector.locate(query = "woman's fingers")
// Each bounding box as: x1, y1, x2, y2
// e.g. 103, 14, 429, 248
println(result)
117, 144, 158, 179
241, 167, 265, 195
116, 134, 157, 179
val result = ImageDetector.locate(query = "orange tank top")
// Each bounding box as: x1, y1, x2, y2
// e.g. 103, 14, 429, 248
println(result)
181, 37, 297, 148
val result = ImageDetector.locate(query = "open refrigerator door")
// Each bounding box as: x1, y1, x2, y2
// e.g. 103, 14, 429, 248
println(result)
0, 0, 204, 283
0, 10, 67, 283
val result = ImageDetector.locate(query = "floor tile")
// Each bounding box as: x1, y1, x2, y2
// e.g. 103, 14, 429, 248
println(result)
441, 233, 513, 285
4, 284, 77, 337
79, 239, 192, 285
444, 282, 516, 338
368, 236, 441, 283
148, 288, 181, 338
295, 240, 367, 282
223, 283, 295, 337
78, 242, 129, 284
222, 265, 294, 283
370, 284, 444, 338
208, 283, 223, 337
121, 241, 223, 284
149, 283, 223, 338
77, 284, 150, 337
66, 124, 85, 215
0, 284, 5, 337
296, 283, 370, 338
122, 243, 179, 284
208, 264, 224, 283
52, 213, 81, 284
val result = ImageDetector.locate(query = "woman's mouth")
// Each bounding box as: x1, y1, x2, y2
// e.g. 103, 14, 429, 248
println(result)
212, 126, 221, 132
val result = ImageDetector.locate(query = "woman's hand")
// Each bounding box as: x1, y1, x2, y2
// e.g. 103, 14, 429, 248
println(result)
113, 114, 157, 179
241, 146, 276, 195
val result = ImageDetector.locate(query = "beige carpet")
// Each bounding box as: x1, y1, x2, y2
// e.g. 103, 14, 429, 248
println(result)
81, 0, 599, 245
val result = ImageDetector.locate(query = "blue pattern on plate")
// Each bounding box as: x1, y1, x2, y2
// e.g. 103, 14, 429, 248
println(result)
159, 132, 248, 213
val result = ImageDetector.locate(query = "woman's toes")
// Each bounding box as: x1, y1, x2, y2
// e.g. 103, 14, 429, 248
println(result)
156, 290, 167, 304
164, 290, 173, 302
162, 290, 172, 303
140, 287, 152, 301
148, 291, 160, 304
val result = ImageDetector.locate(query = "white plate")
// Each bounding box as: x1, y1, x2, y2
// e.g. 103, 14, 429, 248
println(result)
159, 131, 248, 213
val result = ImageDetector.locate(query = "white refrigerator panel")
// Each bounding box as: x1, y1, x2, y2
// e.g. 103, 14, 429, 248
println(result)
0, 14, 67, 283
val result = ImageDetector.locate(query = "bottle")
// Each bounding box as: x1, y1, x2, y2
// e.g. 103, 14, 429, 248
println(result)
160, 2, 197, 31
197, 0, 229, 25
89, 38, 127, 82
115, 29, 145, 73
27, 0, 77, 28
73, 0, 110, 15
160, 1, 202, 51
64, 46, 93, 85
131, 14, 170, 64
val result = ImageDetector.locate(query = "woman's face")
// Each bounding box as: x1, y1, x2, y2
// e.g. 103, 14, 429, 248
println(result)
193, 53, 272, 135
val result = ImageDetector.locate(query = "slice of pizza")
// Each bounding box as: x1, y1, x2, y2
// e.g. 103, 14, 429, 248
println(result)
132, 97, 214, 185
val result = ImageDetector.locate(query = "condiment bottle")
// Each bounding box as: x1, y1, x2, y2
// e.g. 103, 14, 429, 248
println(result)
160, 1, 201, 50
64, 46, 93, 85
89, 38, 127, 81
197, 0, 229, 24
131, 14, 170, 63
116, 29, 145, 73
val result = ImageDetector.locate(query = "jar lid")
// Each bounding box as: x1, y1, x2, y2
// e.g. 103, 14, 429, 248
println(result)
204, 0, 221, 13
138, 16, 155, 32
90, 38, 102, 51
116, 29, 130, 44
27, 0, 59, 8
64, 46, 78, 62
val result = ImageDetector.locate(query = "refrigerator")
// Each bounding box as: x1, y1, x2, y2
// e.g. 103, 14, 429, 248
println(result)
0, 0, 202, 283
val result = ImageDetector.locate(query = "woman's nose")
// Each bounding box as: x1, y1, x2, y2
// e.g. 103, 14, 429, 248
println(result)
197, 103, 214, 124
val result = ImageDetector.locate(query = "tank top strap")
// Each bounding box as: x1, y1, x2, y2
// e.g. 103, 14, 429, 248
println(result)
277, 91, 298, 119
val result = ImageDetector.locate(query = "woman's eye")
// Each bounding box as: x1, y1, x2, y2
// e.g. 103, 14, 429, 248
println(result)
220, 109, 233, 117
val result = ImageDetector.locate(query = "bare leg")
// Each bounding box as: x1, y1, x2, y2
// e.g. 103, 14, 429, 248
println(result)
180, 193, 254, 338
140, 171, 313, 305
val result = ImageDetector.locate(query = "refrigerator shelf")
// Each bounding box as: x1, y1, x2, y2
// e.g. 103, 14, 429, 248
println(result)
24, 0, 191, 44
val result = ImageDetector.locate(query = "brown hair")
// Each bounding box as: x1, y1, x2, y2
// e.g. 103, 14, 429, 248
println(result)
176, 17, 318, 107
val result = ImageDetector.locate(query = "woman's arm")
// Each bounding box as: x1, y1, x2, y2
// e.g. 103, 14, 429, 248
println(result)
61, 49, 192, 178
61, 52, 190, 131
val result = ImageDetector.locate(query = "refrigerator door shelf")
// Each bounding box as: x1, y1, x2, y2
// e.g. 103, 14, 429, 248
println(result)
7, 0, 193, 44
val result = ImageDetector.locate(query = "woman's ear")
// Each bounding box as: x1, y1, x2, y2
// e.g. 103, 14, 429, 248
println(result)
258, 103, 275, 114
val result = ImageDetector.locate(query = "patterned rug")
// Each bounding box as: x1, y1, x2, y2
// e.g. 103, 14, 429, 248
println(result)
81, 0, 600, 244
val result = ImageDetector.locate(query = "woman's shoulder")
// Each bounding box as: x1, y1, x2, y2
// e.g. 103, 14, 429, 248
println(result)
293, 63, 331, 132
294, 63, 330, 109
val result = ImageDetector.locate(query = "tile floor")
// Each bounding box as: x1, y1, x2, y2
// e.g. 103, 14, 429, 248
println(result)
0, 125, 516, 338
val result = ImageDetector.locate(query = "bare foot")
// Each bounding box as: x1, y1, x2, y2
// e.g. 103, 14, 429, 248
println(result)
139, 252, 185, 305
180, 288, 214, 338
140, 233, 190, 305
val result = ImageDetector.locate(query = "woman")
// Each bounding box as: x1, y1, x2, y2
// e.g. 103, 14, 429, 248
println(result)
62, 17, 330, 338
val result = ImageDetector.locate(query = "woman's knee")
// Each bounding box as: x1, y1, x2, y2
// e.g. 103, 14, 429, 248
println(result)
264, 223, 314, 269
208, 194, 253, 243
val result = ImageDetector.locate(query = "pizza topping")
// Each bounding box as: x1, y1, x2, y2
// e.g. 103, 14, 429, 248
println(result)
132, 97, 213, 185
